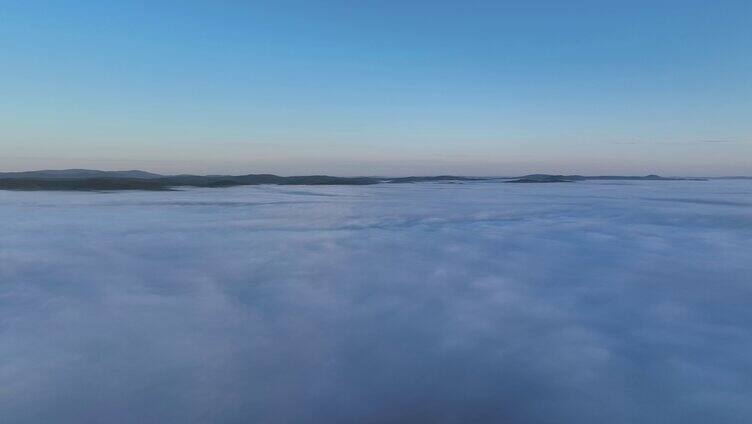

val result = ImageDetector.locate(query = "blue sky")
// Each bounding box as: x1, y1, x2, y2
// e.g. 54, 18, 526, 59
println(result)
1, 0, 750, 175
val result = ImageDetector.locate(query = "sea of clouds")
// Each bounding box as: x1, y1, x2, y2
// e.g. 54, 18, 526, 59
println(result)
1, 180, 751, 423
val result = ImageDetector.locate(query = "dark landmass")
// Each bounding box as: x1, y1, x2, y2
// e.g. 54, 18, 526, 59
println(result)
0, 169, 720, 191
0, 171, 490, 191
0, 169, 163, 179
580, 174, 707, 181
712, 176, 752, 180
507, 174, 708, 183
0, 178, 170, 191
0, 175, 379, 191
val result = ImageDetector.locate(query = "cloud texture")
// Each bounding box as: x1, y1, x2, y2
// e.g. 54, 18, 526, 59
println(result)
1, 181, 751, 423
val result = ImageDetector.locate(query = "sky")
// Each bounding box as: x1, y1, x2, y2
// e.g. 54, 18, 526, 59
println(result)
1, 0, 750, 176
2, 181, 751, 423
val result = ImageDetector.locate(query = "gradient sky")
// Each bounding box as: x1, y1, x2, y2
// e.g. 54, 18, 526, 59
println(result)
1, 0, 750, 176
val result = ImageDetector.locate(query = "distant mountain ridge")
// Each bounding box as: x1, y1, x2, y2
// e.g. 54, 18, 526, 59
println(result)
507, 174, 708, 183
0, 169, 163, 179
0, 169, 732, 191
0, 170, 483, 191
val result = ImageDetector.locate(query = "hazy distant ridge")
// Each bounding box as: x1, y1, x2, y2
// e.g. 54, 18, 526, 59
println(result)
0, 169, 163, 179
0, 170, 479, 190
506, 174, 708, 183
0, 169, 728, 191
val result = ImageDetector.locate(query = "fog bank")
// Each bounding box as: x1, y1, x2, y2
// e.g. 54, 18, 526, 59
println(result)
1, 180, 751, 423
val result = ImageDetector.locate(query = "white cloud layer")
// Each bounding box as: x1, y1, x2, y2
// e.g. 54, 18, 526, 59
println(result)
1, 181, 751, 423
